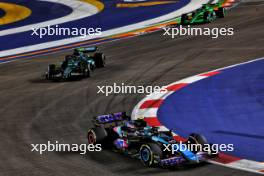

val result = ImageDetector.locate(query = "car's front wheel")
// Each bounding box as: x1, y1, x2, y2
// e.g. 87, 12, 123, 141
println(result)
187, 133, 208, 153
215, 7, 226, 18
204, 11, 216, 23
140, 143, 163, 167
84, 65, 91, 78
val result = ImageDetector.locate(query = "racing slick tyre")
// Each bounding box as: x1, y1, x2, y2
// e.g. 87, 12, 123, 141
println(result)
181, 14, 187, 25
215, 7, 226, 18
140, 143, 163, 167
187, 133, 208, 153
87, 126, 108, 145
94, 53, 106, 68
64, 72, 72, 80
83, 64, 91, 78
204, 11, 216, 23
46, 64, 56, 80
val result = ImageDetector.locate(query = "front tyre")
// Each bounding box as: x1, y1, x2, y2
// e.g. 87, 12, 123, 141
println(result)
215, 7, 226, 18
187, 133, 208, 153
84, 64, 91, 78
140, 143, 163, 167
204, 11, 216, 23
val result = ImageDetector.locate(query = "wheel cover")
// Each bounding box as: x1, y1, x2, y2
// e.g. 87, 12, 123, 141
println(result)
141, 147, 150, 162
88, 131, 96, 144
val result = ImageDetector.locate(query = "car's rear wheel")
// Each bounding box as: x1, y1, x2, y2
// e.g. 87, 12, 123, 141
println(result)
94, 53, 106, 68
46, 64, 56, 79
140, 143, 163, 167
181, 14, 187, 25
87, 126, 108, 145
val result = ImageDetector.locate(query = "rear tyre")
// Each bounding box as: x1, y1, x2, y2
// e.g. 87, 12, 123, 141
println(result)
94, 53, 106, 68
181, 14, 187, 25
140, 143, 163, 167
87, 126, 108, 145
46, 64, 56, 79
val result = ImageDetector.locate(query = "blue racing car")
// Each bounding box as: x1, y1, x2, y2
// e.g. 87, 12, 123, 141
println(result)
87, 112, 217, 167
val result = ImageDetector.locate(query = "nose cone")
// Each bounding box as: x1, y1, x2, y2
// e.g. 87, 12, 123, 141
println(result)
173, 144, 199, 163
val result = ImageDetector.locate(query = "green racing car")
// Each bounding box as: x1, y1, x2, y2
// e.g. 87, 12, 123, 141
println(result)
45, 46, 106, 80
181, 2, 226, 25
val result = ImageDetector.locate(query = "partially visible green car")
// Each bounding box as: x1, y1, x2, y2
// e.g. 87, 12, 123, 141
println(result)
181, 3, 226, 25
45, 46, 106, 81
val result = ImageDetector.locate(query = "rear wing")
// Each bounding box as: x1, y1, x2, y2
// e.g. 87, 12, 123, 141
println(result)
74, 46, 97, 54
202, 1, 223, 8
73, 46, 98, 56
83, 46, 98, 53
93, 112, 129, 124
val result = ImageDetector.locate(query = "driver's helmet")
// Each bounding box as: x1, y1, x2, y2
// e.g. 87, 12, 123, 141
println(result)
133, 119, 147, 128
125, 119, 147, 129
143, 126, 152, 131
125, 121, 136, 129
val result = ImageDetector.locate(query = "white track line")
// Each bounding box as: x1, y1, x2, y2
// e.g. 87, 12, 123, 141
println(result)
0, 0, 99, 37
0, 0, 210, 58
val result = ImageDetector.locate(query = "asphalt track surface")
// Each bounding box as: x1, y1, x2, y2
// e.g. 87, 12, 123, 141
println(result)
0, 2, 263, 176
